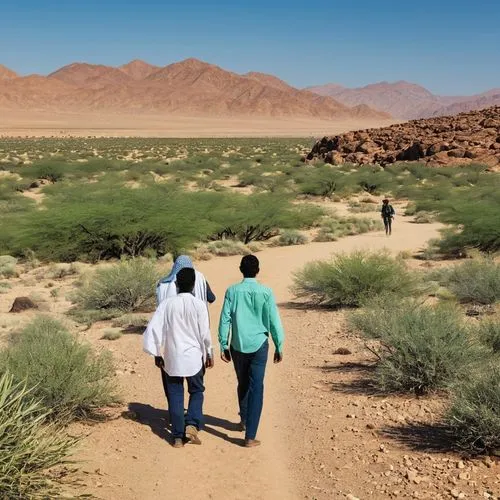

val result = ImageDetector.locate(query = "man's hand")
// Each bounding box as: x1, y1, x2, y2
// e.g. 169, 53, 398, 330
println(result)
220, 349, 231, 363
205, 356, 215, 369
274, 351, 283, 364
154, 356, 164, 369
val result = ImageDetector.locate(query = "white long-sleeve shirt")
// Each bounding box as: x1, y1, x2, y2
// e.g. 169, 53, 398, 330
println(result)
143, 293, 212, 377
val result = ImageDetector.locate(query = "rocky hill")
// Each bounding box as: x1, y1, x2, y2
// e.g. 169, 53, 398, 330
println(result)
0, 58, 390, 121
307, 81, 498, 119
306, 106, 500, 168
0, 64, 18, 80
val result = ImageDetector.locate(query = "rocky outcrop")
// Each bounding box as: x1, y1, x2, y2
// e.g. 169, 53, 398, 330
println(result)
307, 106, 500, 168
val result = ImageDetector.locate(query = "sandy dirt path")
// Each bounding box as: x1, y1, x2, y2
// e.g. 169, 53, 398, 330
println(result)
74, 219, 442, 500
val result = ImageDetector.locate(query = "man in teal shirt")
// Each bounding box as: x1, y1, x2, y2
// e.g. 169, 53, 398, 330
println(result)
218, 255, 284, 448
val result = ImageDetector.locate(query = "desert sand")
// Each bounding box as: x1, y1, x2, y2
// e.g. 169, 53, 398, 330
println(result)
0, 110, 394, 138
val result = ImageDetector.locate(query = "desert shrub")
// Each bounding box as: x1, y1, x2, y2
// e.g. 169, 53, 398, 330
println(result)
413, 211, 436, 224
210, 194, 321, 243
74, 258, 159, 313
205, 240, 250, 256
276, 230, 308, 246
1, 184, 217, 261
414, 186, 500, 255
293, 251, 418, 307
477, 321, 500, 353
314, 217, 382, 242
0, 373, 77, 498
347, 201, 378, 214
1, 183, 321, 261
42, 262, 80, 280
68, 307, 122, 326
112, 314, 149, 329
447, 361, 500, 453
0, 317, 118, 421
434, 258, 500, 304
101, 329, 122, 341
351, 302, 481, 394
0, 255, 17, 278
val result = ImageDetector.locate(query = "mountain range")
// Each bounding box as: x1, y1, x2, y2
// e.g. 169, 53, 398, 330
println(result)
306, 81, 500, 119
0, 59, 389, 121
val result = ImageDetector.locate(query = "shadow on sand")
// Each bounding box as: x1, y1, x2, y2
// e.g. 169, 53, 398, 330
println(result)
126, 402, 243, 446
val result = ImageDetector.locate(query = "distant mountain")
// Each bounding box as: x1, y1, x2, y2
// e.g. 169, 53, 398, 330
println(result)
48, 63, 133, 88
427, 90, 500, 117
307, 80, 499, 119
244, 72, 294, 92
0, 58, 391, 121
119, 59, 161, 80
0, 64, 18, 80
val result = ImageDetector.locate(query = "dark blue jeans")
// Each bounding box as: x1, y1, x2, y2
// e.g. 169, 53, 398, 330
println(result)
231, 340, 269, 440
164, 367, 205, 439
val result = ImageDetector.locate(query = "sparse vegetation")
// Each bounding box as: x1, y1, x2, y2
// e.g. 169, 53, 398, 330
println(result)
447, 361, 500, 453
433, 258, 500, 304
275, 230, 308, 246
74, 258, 159, 313
1, 316, 118, 421
314, 217, 382, 242
293, 251, 418, 307
0, 255, 17, 278
0, 373, 77, 498
477, 320, 500, 353
351, 302, 481, 394
101, 329, 123, 341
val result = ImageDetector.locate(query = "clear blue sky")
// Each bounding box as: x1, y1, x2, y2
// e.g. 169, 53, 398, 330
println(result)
1, 0, 498, 95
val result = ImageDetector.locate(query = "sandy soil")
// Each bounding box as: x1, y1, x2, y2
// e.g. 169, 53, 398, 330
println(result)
1, 216, 498, 500
0, 110, 395, 138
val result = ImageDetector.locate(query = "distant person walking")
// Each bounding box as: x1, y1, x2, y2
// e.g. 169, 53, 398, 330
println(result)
155, 255, 216, 402
143, 268, 214, 448
381, 198, 395, 236
218, 255, 284, 448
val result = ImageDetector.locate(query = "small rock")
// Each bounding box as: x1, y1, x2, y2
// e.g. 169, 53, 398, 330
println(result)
334, 347, 352, 355
9, 297, 38, 313
457, 460, 466, 469
450, 489, 460, 498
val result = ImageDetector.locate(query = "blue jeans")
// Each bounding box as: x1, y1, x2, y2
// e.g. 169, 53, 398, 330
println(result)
231, 340, 269, 440
164, 367, 205, 439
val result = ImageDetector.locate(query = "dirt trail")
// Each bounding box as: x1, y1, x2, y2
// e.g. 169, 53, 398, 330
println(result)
75, 219, 443, 500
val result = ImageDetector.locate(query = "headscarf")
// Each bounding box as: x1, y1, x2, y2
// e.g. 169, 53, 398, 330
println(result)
159, 255, 194, 284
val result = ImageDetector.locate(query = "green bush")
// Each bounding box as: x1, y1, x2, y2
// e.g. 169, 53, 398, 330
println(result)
434, 258, 500, 305
0, 255, 17, 278
276, 230, 308, 246
1, 317, 118, 421
477, 321, 500, 353
447, 361, 500, 453
0, 373, 77, 498
205, 240, 250, 256
351, 302, 481, 394
314, 217, 382, 242
293, 251, 418, 307
74, 258, 159, 313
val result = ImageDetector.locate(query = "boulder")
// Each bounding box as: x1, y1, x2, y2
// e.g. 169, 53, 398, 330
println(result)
10, 297, 38, 313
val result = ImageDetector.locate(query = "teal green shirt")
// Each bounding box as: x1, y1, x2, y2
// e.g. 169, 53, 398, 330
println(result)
218, 278, 285, 354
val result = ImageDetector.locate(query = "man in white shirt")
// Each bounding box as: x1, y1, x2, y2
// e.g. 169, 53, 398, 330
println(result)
143, 268, 214, 448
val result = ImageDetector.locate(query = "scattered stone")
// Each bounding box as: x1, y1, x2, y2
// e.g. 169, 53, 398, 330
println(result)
9, 296, 38, 313
334, 347, 352, 355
